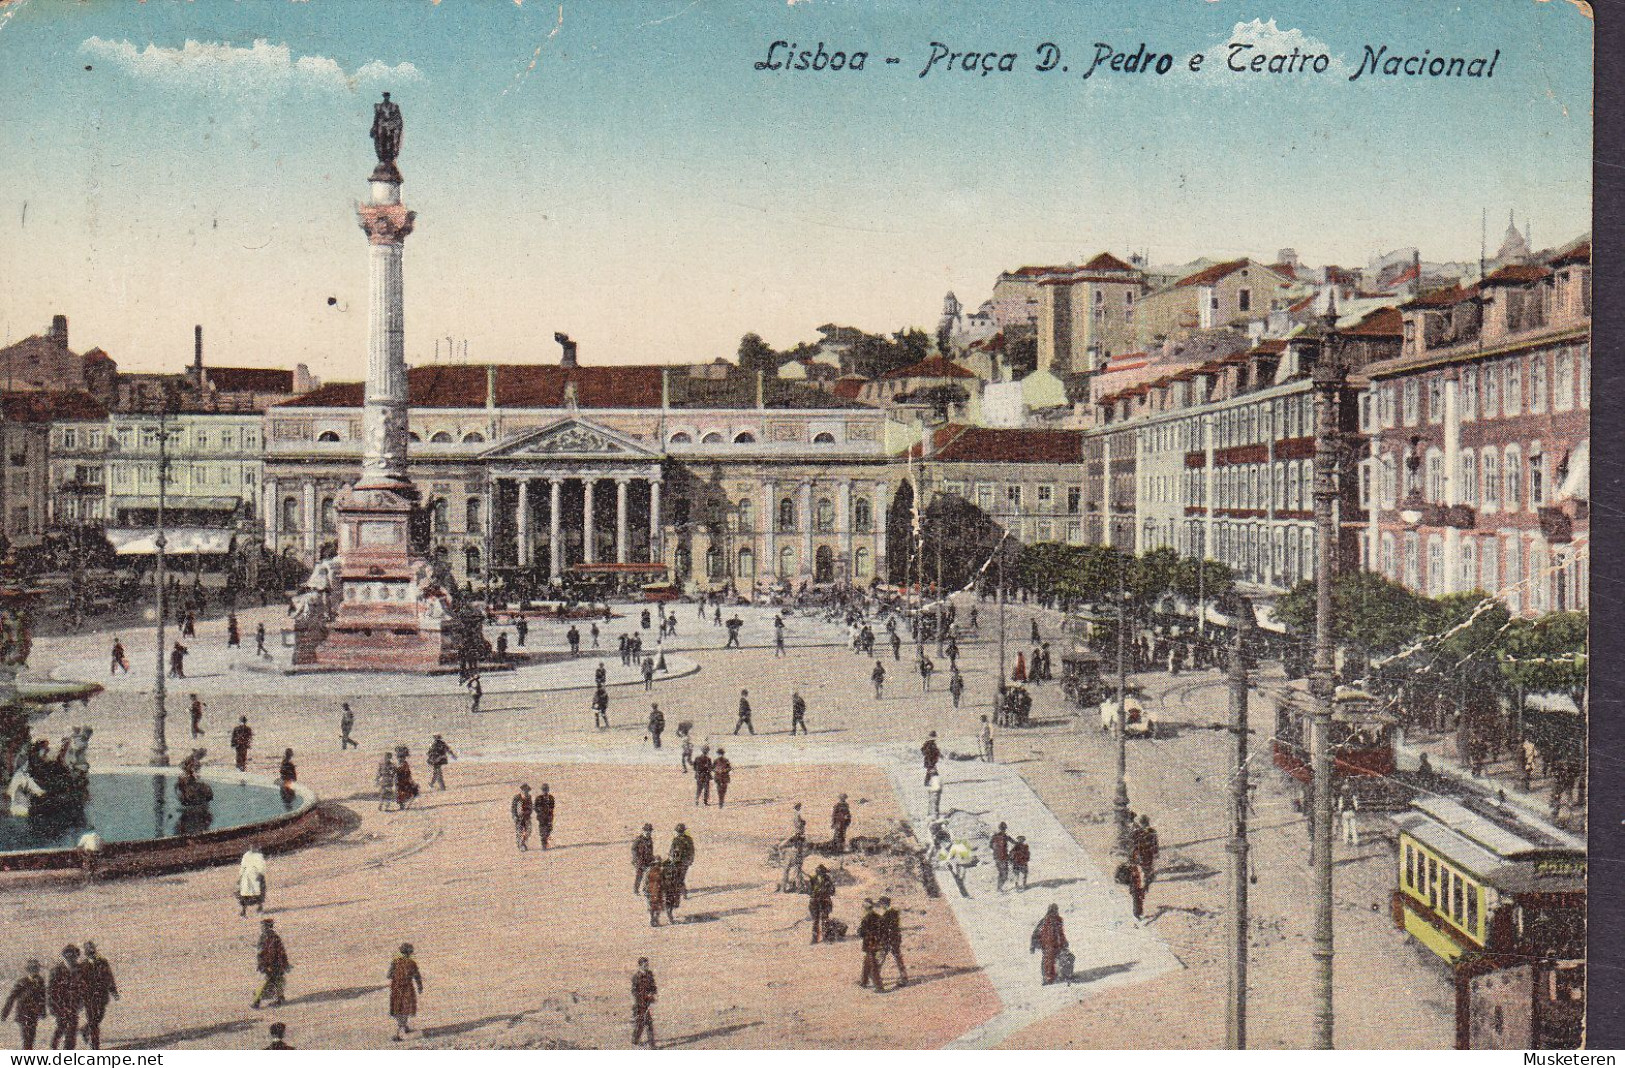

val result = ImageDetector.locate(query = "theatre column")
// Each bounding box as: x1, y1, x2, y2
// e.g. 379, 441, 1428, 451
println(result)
616, 477, 630, 564
648, 477, 662, 564
516, 478, 530, 568
583, 478, 597, 564
264, 476, 279, 545
873, 482, 888, 578
838, 478, 853, 582
549, 478, 563, 578
799, 481, 813, 577
302, 480, 318, 559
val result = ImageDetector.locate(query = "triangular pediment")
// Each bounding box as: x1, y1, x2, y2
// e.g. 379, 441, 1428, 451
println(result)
481, 418, 659, 461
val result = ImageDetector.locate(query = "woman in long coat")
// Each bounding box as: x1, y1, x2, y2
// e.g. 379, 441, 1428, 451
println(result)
1030, 904, 1068, 985
394, 757, 419, 810
387, 944, 423, 1041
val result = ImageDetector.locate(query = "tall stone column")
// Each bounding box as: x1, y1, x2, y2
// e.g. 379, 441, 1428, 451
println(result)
583, 478, 597, 565
838, 478, 853, 582
302, 480, 318, 558
355, 174, 416, 494
549, 478, 563, 578
763, 479, 777, 576
516, 478, 530, 568
616, 477, 630, 564
264, 476, 279, 544
648, 478, 662, 564
799, 481, 813, 578
872, 482, 888, 578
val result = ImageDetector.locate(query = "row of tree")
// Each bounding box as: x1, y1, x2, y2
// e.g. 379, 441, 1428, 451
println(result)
737, 324, 933, 381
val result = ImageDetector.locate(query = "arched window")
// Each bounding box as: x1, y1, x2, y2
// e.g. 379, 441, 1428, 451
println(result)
668, 432, 692, 444
813, 432, 836, 444
733, 431, 757, 444
316, 430, 341, 443
738, 547, 755, 580
429, 431, 453, 444
408, 432, 422, 443
462, 431, 486, 444
854, 498, 872, 532
737, 498, 754, 533
281, 496, 300, 532
466, 497, 483, 535
431, 497, 449, 535
854, 546, 871, 578
320, 496, 336, 534
706, 544, 723, 578
701, 432, 724, 444
1460, 451, 1477, 506
778, 497, 796, 532
464, 545, 482, 576
1503, 446, 1522, 511
778, 545, 795, 577
815, 498, 835, 533
1425, 448, 1444, 503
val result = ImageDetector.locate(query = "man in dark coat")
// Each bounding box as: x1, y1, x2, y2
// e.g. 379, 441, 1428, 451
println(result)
511, 784, 533, 851
631, 958, 658, 1048
1011, 835, 1031, 890
668, 823, 695, 900
990, 822, 1013, 891
692, 746, 714, 805
644, 858, 668, 927
47, 946, 82, 1049
426, 734, 456, 791
76, 942, 118, 1050
647, 703, 665, 749
1031, 904, 1068, 984
252, 919, 290, 1009
711, 749, 732, 808
2, 960, 46, 1049
230, 716, 254, 771
808, 864, 836, 944
879, 896, 908, 987
857, 900, 886, 992
830, 794, 852, 852
592, 685, 611, 729
790, 690, 808, 735
920, 732, 941, 785
534, 784, 556, 849
733, 689, 754, 735
632, 823, 656, 894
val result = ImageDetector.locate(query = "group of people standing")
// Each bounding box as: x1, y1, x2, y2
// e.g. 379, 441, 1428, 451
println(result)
3, 943, 118, 1050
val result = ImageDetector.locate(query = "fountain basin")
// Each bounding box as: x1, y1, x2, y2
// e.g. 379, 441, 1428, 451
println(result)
0, 766, 321, 876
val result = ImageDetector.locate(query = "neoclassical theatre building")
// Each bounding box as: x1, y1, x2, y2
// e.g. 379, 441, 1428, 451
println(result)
263, 361, 907, 589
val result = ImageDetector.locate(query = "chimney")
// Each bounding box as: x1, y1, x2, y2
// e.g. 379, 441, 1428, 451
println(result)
554, 332, 578, 368
49, 315, 68, 349
294, 363, 313, 394
193, 325, 205, 388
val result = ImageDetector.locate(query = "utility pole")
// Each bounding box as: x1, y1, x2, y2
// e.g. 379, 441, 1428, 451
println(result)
150, 396, 171, 767
1226, 595, 1254, 1049
1113, 549, 1132, 855
1308, 299, 1343, 1049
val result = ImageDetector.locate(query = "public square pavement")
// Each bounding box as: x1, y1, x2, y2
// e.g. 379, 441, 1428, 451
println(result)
2, 596, 1456, 1049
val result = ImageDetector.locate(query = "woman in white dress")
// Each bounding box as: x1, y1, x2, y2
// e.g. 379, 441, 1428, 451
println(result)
237, 845, 267, 917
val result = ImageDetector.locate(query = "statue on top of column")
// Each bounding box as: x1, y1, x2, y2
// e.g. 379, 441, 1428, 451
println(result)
370, 93, 404, 181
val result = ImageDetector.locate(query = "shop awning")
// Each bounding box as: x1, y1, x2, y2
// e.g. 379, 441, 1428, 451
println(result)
108, 528, 236, 556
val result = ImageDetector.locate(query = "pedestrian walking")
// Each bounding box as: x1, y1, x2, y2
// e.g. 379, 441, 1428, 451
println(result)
566, 624, 579, 655
879, 897, 909, 987
189, 694, 206, 738
387, 945, 423, 1042
775, 627, 787, 657
47, 947, 81, 1050
631, 959, 658, 1048
645, 857, 669, 927
990, 822, 1012, 891
252, 919, 290, 1009
109, 639, 128, 675
1012, 650, 1027, 684
340, 703, 358, 750
733, 689, 754, 735
642, 656, 655, 692
857, 900, 885, 992
517, 617, 530, 647
589, 621, 599, 648
169, 640, 189, 679
375, 752, 397, 811
692, 746, 713, 805
426, 734, 456, 791
712, 748, 732, 807
926, 769, 943, 818
920, 731, 940, 785
1131, 815, 1160, 887
808, 864, 836, 943
1010, 835, 1031, 890
890, 631, 902, 661
632, 823, 656, 895
680, 732, 694, 774
256, 622, 270, 660
230, 715, 253, 771
1339, 787, 1360, 846
790, 690, 808, 735
237, 844, 268, 915
394, 754, 419, 810
949, 669, 965, 708
872, 660, 886, 699
76, 943, 118, 1051
511, 784, 533, 851
2, 960, 46, 1050
534, 784, 556, 849
668, 824, 695, 901
1030, 904, 1067, 985
778, 826, 807, 893
919, 654, 934, 692
592, 684, 611, 729
979, 715, 994, 762
661, 854, 684, 921
831, 794, 852, 853
647, 703, 665, 749
467, 673, 482, 715
228, 613, 241, 648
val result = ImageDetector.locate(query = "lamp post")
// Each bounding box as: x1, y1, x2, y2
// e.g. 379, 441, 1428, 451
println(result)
150, 396, 172, 767
1225, 595, 1254, 1049
1113, 549, 1133, 855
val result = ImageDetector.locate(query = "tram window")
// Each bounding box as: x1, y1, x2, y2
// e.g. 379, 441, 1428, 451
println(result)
1452, 875, 1465, 923
1427, 858, 1439, 908
1466, 883, 1479, 935
1404, 845, 1416, 890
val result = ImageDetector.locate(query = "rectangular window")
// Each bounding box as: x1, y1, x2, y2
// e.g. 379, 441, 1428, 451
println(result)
1530, 354, 1548, 413
1529, 450, 1545, 507
1238, 288, 1251, 312
1504, 360, 1522, 415
1427, 377, 1443, 424
1554, 351, 1575, 411
1481, 451, 1500, 510
1005, 485, 1022, 509
1402, 380, 1419, 426
1461, 452, 1477, 506
1504, 448, 1521, 511
1461, 369, 1477, 421
1483, 365, 1500, 418
1428, 537, 1445, 595
1067, 487, 1081, 514
1037, 484, 1054, 510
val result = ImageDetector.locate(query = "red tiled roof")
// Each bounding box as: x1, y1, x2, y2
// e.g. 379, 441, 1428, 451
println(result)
1267, 262, 1299, 281
280, 365, 670, 409
1173, 258, 1251, 289
1005, 265, 1065, 279
204, 367, 295, 394
907, 425, 1083, 464
1081, 252, 1137, 273
832, 378, 866, 401
0, 390, 107, 422
881, 356, 977, 381
1550, 241, 1590, 267
1341, 306, 1404, 338
1480, 264, 1553, 286
1251, 339, 1288, 355
1402, 284, 1478, 310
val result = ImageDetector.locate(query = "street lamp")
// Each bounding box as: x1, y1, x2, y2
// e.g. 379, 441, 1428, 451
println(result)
150, 391, 173, 767
1113, 549, 1133, 855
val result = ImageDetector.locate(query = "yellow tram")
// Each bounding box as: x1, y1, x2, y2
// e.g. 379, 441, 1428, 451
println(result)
1391, 795, 1585, 1048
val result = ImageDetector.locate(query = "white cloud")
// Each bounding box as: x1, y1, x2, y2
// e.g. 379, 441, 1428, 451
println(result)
78, 37, 422, 93
1194, 19, 1350, 81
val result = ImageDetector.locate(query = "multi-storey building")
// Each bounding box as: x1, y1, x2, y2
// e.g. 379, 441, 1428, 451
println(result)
908, 425, 1086, 547
1362, 241, 1590, 616
45, 395, 113, 529
104, 408, 267, 533
0, 392, 106, 547
264, 361, 900, 590
1035, 253, 1149, 375
1134, 259, 1298, 347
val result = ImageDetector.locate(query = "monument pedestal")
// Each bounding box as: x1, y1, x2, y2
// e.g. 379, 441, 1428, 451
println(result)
293, 483, 456, 672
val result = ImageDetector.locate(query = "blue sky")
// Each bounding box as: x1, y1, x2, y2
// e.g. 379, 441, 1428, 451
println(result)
0, 0, 1592, 378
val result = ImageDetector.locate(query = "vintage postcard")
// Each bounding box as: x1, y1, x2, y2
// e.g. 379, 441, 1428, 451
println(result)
0, 0, 1594, 1054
